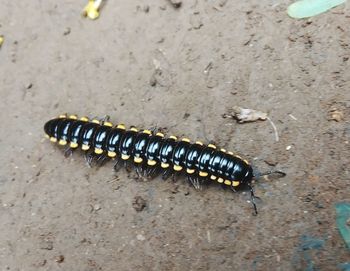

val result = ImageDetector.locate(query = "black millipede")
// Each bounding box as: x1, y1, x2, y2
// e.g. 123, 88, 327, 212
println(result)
44, 114, 278, 214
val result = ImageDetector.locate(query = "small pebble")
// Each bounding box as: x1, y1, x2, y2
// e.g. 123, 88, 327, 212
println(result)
136, 234, 146, 241
167, 0, 182, 8
132, 196, 147, 212
329, 109, 344, 122
286, 145, 292, 151
93, 204, 101, 211
39, 240, 53, 250
143, 5, 150, 13
55, 255, 64, 263
63, 27, 71, 36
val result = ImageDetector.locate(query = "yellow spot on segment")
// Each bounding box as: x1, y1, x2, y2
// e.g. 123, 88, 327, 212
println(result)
82, 144, 90, 151
181, 138, 190, 143
161, 162, 169, 168
95, 148, 103, 154
210, 175, 217, 180
186, 168, 195, 174
117, 124, 126, 130
143, 130, 152, 135
58, 139, 67, 146
199, 171, 208, 177
232, 181, 240, 187
92, 119, 100, 124
208, 144, 216, 149
235, 155, 242, 160
108, 151, 116, 158
80, 116, 89, 122
121, 154, 130, 160
130, 127, 138, 132
156, 132, 164, 137
44, 134, 50, 139
169, 135, 177, 140
69, 115, 78, 120
50, 137, 57, 143
134, 157, 143, 163
224, 180, 231, 186
195, 141, 203, 145
70, 142, 78, 148
59, 114, 67, 118
173, 165, 182, 171
147, 160, 157, 166
217, 177, 224, 183
103, 121, 113, 127
244, 159, 249, 165
228, 151, 234, 155
220, 148, 227, 153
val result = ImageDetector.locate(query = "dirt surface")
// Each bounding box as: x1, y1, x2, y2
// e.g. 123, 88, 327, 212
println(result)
0, 1, 349, 270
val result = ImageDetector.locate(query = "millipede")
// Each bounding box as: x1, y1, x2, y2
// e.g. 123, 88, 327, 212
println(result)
44, 114, 269, 214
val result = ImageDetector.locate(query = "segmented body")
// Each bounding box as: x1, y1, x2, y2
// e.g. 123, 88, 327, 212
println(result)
44, 114, 254, 190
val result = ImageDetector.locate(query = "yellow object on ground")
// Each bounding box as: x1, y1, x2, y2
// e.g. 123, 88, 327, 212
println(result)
82, 0, 103, 20
0, 36, 4, 47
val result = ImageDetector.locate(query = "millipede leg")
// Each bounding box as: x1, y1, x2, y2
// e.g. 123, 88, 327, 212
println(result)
113, 159, 123, 171
230, 186, 237, 193
162, 169, 173, 181
135, 165, 143, 178
100, 115, 111, 124
147, 164, 162, 178
85, 151, 96, 167
95, 154, 108, 166
188, 176, 201, 190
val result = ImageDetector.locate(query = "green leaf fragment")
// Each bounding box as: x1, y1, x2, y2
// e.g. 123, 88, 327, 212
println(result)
287, 0, 346, 19
335, 202, 350, 250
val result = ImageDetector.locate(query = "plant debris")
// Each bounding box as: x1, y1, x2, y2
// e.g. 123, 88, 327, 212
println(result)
223, 106, 280, 141
223, 106, 267, 123
335, 202, 350, 249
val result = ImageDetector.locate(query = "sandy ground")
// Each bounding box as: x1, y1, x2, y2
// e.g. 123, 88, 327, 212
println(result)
0, 1, 349, 270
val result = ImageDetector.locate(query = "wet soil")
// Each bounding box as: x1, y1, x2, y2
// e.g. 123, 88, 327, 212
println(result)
0, 1, 349, 270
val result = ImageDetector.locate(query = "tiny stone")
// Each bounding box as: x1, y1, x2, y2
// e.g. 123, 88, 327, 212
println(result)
40, 240, 53, 250
26, 83, 33, 89
93, 204, 101, 211
55, 255, 64, 263
63, 27, 71, 36
168, 0, 182, 8
264, 158, 278, 166
149, 74, 157, 86
329, 109, 344, 122
136, 234, 146, 241
183, 113, 190, 119
38, 259, 47, 266
132, 196, 147, 212
143, 5, 150, 13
